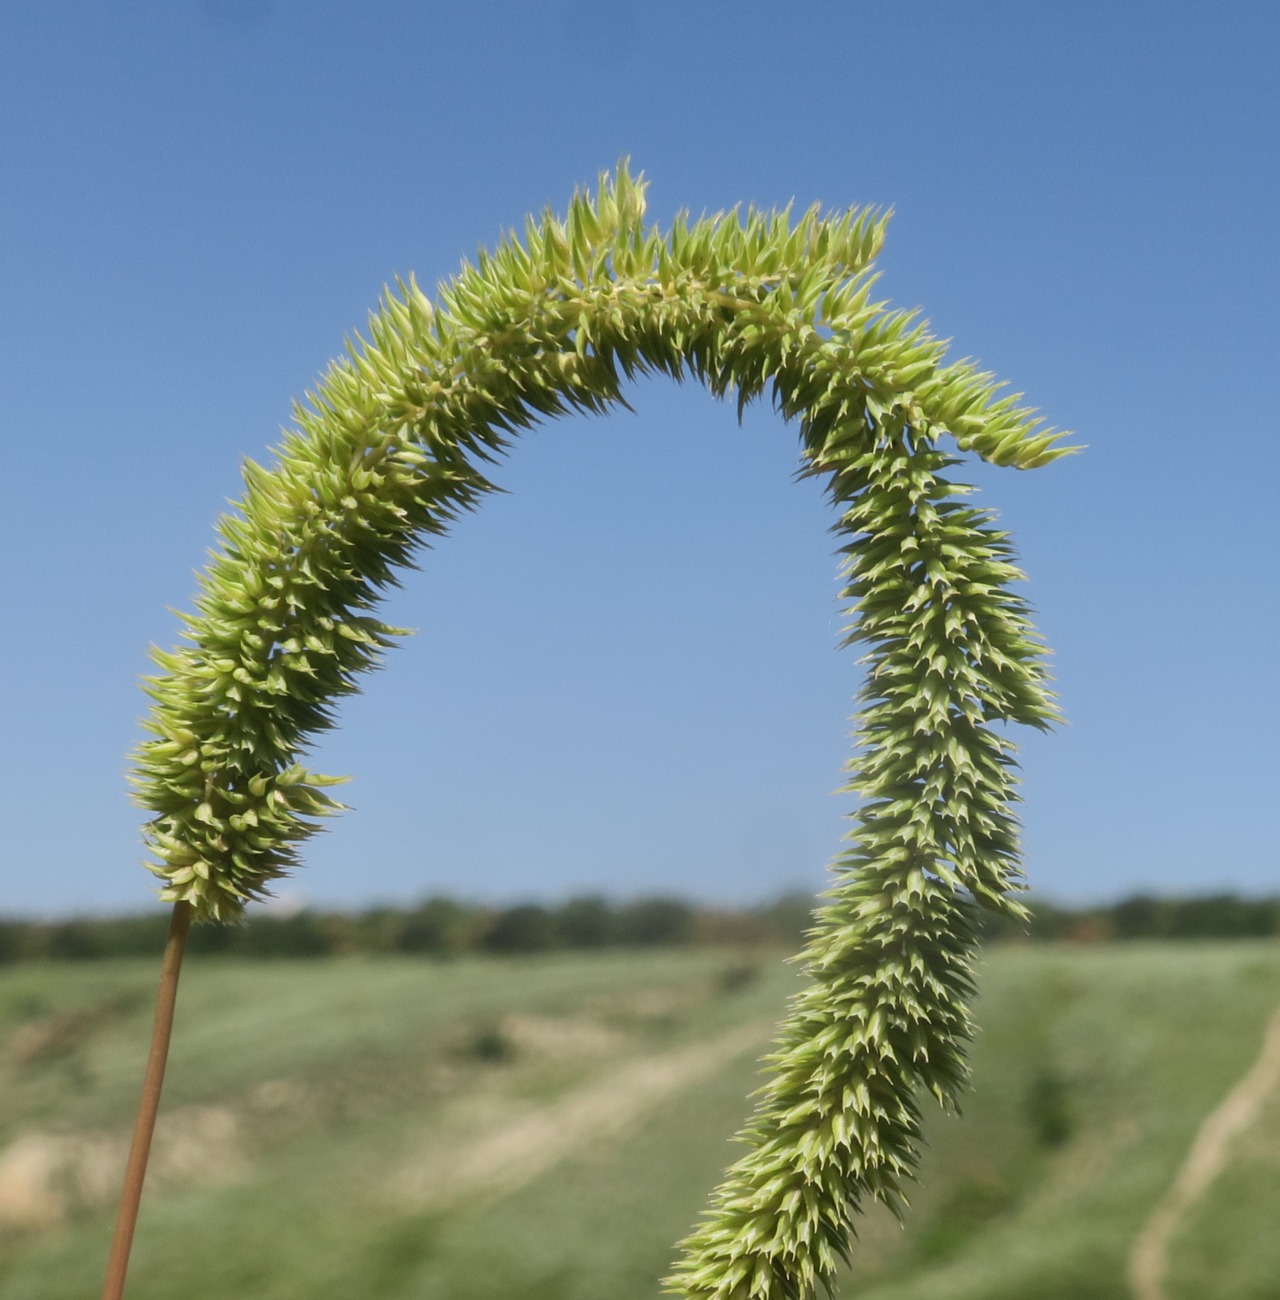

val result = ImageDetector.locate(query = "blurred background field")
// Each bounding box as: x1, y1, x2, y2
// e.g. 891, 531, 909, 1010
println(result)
1, 932, 1277, 1299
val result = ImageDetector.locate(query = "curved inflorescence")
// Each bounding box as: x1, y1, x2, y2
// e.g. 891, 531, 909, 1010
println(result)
132, 164, 1068, 1299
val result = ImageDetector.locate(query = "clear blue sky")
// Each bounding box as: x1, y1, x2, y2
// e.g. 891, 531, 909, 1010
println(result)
2, 1, 1276, 917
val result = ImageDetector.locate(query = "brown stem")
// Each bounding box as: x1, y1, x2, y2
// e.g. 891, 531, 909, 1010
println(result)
100, 900, 193, 1300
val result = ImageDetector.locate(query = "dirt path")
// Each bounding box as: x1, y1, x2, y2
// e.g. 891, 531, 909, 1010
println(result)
1127, 1004, 1280, 1300
0, 1105, 244, 1231
0, 1004, 773, 1232
395, 1018, 773, 1209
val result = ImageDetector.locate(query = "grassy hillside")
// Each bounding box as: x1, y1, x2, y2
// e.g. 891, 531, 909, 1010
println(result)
1, 942, 1276, 1298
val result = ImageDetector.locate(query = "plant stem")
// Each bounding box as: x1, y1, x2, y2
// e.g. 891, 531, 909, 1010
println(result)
100, 900, 193, 1300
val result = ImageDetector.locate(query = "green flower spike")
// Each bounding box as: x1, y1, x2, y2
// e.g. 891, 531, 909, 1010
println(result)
130, 163, 1070, 1299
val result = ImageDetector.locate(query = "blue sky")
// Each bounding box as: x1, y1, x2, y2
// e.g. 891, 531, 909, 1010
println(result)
1, 0, 1276, 917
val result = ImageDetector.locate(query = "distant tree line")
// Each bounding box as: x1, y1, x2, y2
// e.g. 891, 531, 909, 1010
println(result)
0, 891, 1275, 963
0, 893, 817, 963
980, 892, 1280, 944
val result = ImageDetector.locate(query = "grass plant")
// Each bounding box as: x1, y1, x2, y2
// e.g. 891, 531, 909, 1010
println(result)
114, 163, 1070, 1295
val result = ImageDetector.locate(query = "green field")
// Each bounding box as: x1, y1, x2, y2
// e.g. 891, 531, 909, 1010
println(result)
1, 942, 1277, 1298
